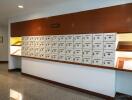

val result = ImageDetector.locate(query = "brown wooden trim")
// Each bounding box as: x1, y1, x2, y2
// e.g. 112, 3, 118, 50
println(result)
116, 92, 132, 99
21, 72, 114, 100
116, 68, 132, 73
11, 45, 22, 46
10, 55, 22, 57
0, 61, 8, 63
116, 49, 132, 52
116, 57, 132, 72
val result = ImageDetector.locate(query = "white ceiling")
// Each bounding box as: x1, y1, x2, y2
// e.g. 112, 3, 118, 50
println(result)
0, 0, 69, 26
0, 0, 132, 27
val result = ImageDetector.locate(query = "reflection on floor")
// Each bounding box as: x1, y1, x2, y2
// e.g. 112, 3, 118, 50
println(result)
0, 63, 131, 100
0, 63, 104, 100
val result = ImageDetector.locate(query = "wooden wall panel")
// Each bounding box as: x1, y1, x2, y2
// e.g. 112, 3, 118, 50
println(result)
11, 3, 132, 37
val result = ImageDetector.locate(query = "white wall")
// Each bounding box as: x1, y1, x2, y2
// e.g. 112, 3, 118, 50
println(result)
22, 58, 116, 97
116, 71, 132, 96
9, 0, 132, 23
0, 26, 8, 61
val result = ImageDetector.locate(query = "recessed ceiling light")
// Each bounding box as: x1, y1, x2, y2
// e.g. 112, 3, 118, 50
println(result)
18, 5, 24, 8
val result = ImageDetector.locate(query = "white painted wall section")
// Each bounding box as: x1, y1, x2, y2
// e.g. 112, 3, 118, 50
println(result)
0, 26, 8, 61
116, 71, 132, 96
22, 58, 116, 97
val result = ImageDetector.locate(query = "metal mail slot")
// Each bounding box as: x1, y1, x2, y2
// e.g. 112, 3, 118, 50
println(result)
35, 42, 40, 46
41, 36, 45, 41
58, 35, 65, 41
66, 42, 73, 49
83, 57, 92, 64
74, 42, 82, 49
92, 58, 103, 65
34, 48, 40, 53
65, 56, 73, 62
93, 42, 103, 50
45, 43, 52, 47
104, 42, 116, 50
74, 49, 82, 56
34, 52, 40, 58
45, 36, 51, 41
28, 52, 34, 57
103, 50, 115, 59
82, 34, 92, 41
65, 35, 73, 42
58, 42, 65, 48
58, 55, 65, 61
51, 49, 58, 54
83, 42, 92, 49
83, 49, 92, 57
74, 56, 82, 63
103, 59, 115, 67
104, 33, 116, 42
51, 42, 58, 48
39, 48, 45, 52
92, 50, 103, 58
45, 48, 51, 54
58, 49, 65, 55
74, 35, 82, 42
65, 49, 74, 55
39, 53, 45, 58
40, 42, 45, 46
51, 55, 58, 60
93, 34, 103, 41
52, 35, 58, 41
45, 54, 51, 59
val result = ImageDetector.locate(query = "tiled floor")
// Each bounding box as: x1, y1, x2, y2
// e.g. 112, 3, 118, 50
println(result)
0, 63, 130, 100
0, 63, 105, 100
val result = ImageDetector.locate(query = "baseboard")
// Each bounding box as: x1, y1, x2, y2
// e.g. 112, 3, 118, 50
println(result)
21, 72, 114, 100
116, 92, 132, 99
0, 61, 8, 63
8, 68, 21, 72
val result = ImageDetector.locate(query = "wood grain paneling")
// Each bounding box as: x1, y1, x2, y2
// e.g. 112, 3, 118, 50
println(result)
116, 57, 132, 70
11, 3, 132, 37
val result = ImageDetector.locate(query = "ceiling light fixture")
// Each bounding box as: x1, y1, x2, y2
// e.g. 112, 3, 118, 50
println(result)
18, 5, 24, 9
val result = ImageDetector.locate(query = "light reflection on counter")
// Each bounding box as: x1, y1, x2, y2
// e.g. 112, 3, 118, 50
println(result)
123, 60, 132, 70
10, 46, 21, 56
10, 89, 23, 100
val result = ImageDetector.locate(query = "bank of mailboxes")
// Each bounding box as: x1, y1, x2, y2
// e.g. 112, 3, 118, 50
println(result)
22, 33, 116, 67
